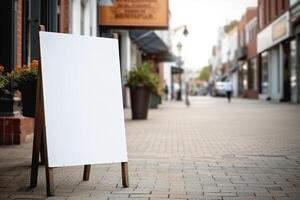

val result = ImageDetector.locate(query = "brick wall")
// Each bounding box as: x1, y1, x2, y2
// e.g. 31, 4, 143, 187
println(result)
248, 41, 257, 59
0, 116, 34, 145
16, 0, 23, 67
258, 0, 289, 31
59, 0, 69, 33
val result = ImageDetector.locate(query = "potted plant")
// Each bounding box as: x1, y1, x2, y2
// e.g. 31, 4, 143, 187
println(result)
126, 62, 159, 119
149, 77, 162, 109
10, 60, 39, 117
0, 66, 14, 116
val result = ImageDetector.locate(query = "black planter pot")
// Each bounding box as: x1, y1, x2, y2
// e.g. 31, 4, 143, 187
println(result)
20, 81, 37, 118
130, 86, 150, 120
149, 93, 159, 109
0, 93, 14, 116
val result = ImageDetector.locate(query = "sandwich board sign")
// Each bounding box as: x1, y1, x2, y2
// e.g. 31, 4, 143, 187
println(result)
30, 29, 129, 196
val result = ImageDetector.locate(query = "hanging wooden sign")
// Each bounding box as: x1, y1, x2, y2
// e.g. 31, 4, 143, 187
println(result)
99, 0, 169, 29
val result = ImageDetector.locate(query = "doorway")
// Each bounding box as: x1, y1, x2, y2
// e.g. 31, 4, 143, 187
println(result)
282, 41, 291, 102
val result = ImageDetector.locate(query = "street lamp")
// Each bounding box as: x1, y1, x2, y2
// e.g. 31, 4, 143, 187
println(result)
172, 25, 189, 101
176, 42, 183, 101
173, 25, 189, 37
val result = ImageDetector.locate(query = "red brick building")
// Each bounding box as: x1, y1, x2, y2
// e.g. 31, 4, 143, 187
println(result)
236, 7, 258, 98
258, 0, 289, 31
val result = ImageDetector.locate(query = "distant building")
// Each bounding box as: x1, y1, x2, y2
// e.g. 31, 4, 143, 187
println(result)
209, 21, 239, 97
236, 7, 258, 99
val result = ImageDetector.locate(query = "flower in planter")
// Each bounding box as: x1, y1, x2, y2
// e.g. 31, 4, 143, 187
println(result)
9, 60, 39, 117
10, 59, 39, 89
10, 60, 39, 91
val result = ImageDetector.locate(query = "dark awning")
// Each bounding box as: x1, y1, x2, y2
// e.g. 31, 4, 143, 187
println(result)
130, 30, 169, 54
155, 52, 179, 62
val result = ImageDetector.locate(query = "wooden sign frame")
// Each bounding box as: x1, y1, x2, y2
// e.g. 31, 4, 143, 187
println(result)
29, 26, 129, 196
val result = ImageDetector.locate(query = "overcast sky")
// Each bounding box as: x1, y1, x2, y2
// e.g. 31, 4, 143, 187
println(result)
169, 0, 257, 71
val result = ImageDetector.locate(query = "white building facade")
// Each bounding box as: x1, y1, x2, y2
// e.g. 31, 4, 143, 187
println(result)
70, 0, 98, 36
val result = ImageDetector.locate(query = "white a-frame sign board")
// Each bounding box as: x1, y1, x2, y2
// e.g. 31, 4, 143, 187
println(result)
30, 30, 129, 196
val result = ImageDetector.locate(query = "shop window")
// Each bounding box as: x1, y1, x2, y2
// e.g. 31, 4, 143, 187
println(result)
251, 58, 258, 90
261, 52, 269, 95
290, 39, 298, 102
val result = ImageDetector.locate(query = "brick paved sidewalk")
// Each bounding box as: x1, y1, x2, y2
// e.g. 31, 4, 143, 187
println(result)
0, 97, 300, 200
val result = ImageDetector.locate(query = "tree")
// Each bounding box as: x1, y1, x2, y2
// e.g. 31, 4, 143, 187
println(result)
198, 66, 210, 82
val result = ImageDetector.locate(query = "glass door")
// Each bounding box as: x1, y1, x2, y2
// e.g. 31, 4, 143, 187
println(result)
290, 39, 297, 103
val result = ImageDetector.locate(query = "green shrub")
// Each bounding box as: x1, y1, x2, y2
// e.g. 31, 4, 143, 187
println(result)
0, 66, 9, 96
126, 62, 161, 95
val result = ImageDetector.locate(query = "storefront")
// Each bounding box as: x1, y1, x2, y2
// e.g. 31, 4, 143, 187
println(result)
257, 12, 291, 102
290, 1, 300, 103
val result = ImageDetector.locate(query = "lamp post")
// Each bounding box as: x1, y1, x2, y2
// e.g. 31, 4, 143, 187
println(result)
176, 42, 183, 101
173, 25, 189, 37
172, 25, 189, 101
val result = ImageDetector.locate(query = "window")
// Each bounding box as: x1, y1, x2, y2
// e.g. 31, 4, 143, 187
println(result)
259, 2, 264, 29
282, 0, 285, 10
80, 2, 85, 35
57, 0, 60, 32
240, 30, 244, 46
245, 18, 257, 43
261, 52, 269, 95
264, 0, 268, 25
275, 0, 278, 16
268, 0, 271, 22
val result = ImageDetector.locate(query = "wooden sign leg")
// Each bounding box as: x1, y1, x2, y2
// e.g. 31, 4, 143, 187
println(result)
45, 167, 55, 196
40, 138, 46, 165
41, 127, 55, 196
83, 165, 91, 181
121, 162, 129, 187
30, 117, 42, 188
30, 73, 43, 188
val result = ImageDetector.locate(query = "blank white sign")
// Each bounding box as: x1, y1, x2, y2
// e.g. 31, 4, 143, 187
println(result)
39, 32, 128, 168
